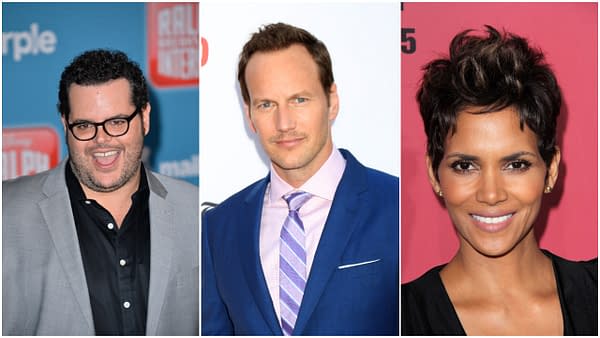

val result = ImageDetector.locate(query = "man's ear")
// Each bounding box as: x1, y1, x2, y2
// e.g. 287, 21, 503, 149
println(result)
141, 103, 151, 136
244, 103, 257, 133
60, 115, 67, 134
327, 83, 339, 123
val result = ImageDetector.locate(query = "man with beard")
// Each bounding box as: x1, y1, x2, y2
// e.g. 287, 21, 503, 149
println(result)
3, 50, 198, 335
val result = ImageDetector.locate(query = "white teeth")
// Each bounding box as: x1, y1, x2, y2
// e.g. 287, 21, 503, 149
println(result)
93, 151, 118, 157
472, 213, 513, 224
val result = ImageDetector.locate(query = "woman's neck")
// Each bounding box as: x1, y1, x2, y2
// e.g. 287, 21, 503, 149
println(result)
442, 232, 553, 296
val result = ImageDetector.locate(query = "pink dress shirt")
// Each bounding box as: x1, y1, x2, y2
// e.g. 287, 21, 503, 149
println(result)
259, 147, 346, 321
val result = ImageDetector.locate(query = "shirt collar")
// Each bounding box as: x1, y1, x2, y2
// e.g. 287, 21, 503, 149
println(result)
268, 146, 346, 204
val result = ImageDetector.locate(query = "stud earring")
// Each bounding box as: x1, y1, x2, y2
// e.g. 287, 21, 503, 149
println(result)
437, 190, 443, 197
544, 186, 553, 193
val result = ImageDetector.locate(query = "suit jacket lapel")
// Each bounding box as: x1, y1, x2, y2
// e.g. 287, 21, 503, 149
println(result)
145, 170, 175, 335
240, 178, 283, 335
294, 151, 368, 334
40, 160, 95, 332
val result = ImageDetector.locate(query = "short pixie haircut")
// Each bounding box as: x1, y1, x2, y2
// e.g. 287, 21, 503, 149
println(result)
58, 49, 149, 120
237, 22, 334, 105
417, 25, 562, 176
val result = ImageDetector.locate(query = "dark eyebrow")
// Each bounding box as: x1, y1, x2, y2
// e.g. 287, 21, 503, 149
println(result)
500, 151, 538, 162
445, 151, 537, 162
71, 113, 130, 124
445, 153, 479, 161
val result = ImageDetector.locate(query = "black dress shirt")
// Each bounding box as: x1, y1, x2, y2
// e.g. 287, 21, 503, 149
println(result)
401, 250, 598, 335
66, 162, 151, 335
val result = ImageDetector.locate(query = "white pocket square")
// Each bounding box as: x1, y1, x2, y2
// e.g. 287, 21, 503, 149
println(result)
337, 259, 381, 270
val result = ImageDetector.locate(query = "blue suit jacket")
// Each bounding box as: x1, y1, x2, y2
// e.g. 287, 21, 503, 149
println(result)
202, 149, 399, 335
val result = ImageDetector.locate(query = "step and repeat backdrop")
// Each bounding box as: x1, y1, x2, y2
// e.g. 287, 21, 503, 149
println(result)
3, 2, 199, 185
401, 2, 598, 282
200, 3, 400, 205
6, 2, 593, 285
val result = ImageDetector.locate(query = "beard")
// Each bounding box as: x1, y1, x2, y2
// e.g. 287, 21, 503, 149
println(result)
68, 137, 144, 193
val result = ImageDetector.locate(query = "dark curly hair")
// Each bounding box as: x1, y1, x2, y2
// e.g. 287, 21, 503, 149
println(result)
58, 49, 149, 119
237, 22, 334, 105
417, 25, 562, 177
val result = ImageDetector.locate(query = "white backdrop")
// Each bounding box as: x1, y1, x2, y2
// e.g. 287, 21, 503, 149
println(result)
200, 3, 400, 205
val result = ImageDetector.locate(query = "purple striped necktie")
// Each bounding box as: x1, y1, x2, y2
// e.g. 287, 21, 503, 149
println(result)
279, 191, 312, 336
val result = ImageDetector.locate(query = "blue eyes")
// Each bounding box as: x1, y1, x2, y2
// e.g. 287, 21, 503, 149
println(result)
257, 102, 272, 109
255, 97, 309, 111
450, 160, 532, 174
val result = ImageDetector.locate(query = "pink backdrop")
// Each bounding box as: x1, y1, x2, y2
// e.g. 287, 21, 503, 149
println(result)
401, 3, 598, 283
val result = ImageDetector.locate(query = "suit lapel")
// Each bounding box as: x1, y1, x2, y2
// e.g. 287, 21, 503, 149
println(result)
294, 151, 368, 334
40, 160, 95, 332
145, 171, 175, 335
239, 178, 283, 335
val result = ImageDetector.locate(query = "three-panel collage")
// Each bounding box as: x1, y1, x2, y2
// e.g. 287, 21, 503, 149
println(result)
2, 2, 597, 336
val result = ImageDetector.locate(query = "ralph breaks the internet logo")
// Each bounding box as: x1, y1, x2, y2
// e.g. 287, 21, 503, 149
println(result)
3, 127, 60, 180
147, 3, 207, 88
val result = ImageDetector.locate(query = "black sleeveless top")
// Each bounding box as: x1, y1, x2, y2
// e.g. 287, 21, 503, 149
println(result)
401, 250, 598, 335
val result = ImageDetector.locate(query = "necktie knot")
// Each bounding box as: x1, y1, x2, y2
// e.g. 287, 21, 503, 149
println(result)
283, 191, 312, 212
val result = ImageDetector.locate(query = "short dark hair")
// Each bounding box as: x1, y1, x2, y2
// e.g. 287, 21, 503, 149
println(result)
417, 25, 562, 175
58, 49, 149, 119
237, 22, 334, 104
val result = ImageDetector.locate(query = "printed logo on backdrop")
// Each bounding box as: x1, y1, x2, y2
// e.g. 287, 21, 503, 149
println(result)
201, 36, 208, 68
401, 3, 416, 54
3, 127, 60, 180
200, 4, 208, 73
147, 3, 199, 88
2, 23, 58, 62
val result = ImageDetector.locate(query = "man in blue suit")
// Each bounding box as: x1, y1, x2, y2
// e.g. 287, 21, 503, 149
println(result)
202, 22, 399, 335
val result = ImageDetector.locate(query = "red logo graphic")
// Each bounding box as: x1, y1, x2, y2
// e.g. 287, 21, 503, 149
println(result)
147, 3, 199, 88
201, 36, 208, 67
3, 127, 60, 180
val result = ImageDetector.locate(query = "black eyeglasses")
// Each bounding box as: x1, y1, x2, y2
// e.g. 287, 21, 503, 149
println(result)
67, 110, 139, 141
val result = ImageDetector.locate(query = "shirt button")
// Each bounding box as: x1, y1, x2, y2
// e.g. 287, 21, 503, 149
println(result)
107, 223, 114, 230
119, 259, 126, 266
123, 301, 131, 309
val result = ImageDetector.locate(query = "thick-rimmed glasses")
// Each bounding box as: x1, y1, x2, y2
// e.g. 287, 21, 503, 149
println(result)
67, 110, 139, 141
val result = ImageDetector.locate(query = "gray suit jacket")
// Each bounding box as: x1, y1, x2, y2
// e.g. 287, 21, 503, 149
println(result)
2, 160, 199, 335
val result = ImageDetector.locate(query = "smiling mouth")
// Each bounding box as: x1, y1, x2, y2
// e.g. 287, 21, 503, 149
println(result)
471, 213, 514, 224
93, 150, 119, 157
92, 150, 120, 168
